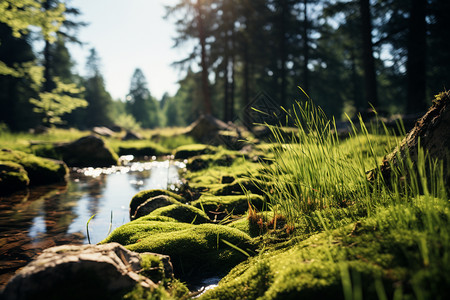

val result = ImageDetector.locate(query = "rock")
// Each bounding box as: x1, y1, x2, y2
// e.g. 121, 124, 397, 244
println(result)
191, 194, 265, 218
118, 144, 168, 157
122, 130, 143, 141
173, 144, 216, 159
0, 161, 29, 195
129, 189, 185, 220
1, 243, 174, 300
148, 204, 211, 224
92, 126, 115, 137
29, 125, 49, 135
0, 149, 68, 187
132, 195, 182, 220
55, 135, 119, 167
187, 114, 231, 142
102, 222, 254, 280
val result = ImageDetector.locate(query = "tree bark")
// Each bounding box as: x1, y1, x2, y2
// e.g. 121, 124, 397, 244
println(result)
359, 0, 378, 108
279, 0, 288, 108
302, 0, 310, 93
195, 0, 212, 115
406, 0, 427, 114
370, 91, 450, 192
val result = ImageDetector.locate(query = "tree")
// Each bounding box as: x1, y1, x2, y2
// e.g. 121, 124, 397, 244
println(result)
406, 0, 427, 113
80, 48, 113, 127
0, 0, 88, 128
126, 68, 160, 128
0, 0, 65, 76
0, 23, 39, 130
359, 0, 378, 108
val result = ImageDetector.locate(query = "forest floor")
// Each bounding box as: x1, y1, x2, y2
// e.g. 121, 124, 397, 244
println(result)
0, 122, 449, 299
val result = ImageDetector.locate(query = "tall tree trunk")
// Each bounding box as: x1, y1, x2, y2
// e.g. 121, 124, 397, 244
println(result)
302, 0, 310, 93
43, 0, 53, 93
223, 53, 230, 122
406, 0, 427, 113
195, 0, 212, 115
359, 0, 378, 108
243, 42, 250, 127
279, 0, 288, 108
230, 54, 235, 121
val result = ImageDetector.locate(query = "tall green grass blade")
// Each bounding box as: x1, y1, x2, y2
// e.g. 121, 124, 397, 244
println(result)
86, 214, 96, 244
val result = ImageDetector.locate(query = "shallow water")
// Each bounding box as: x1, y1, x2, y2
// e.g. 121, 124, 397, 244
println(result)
0, 157, 185, 288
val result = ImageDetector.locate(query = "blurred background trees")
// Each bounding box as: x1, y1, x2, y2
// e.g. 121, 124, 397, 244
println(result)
0, 0, 449, 131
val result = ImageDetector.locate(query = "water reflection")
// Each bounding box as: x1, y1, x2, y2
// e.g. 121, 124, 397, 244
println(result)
0, 158, 184, 288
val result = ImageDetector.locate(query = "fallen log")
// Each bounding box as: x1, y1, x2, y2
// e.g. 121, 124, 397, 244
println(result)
368, 91, 450, 193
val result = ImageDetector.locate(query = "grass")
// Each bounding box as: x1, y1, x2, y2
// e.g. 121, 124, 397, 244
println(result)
218, 100, 450, 299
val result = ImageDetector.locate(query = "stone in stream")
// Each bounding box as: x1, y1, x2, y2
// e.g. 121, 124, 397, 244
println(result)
0, 162, 29, 195
1, 243, 173, 300
54, 135, 119, 167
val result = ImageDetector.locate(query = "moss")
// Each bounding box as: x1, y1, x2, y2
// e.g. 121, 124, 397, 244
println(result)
192, 194, 265, 217
123, 279, 190, 300
227, 211, 276, 238
0, 161, 30, 194
0, 149, 68, 186
117, 140, 169, 157
149, 204, 211, 224
186, 149, 239, 171
140, 254, 166, 283
173, 144, 217, 159
212, 178, 271, 196
104, 221, 255, 279
200, 198, 450, 300
130, 189, 185, 218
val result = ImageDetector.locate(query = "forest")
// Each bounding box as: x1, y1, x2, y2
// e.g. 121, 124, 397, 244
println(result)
1, 1, 450, 299
1, 0, 449, 132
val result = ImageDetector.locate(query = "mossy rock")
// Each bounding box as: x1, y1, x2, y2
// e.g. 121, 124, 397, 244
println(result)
103, 222, 255, 279
149, 204, 211, 224
0, 149, 68, 186
117, 144, 169, 157
0, 161, 30, 194
173, 144, 217, 159
129, 189, 185, 219
131, 195, 182, 220
192, 194, 265, 217
212, 178, 270, 196
187, 152, 237, 171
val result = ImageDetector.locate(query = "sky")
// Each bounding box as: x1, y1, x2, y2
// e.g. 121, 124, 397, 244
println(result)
68, 0, 186, 100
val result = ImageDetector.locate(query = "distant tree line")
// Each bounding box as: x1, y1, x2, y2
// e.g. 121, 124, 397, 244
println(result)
0, 0, 161, 131
163, 0, 450, 124
1, 0, 449, 131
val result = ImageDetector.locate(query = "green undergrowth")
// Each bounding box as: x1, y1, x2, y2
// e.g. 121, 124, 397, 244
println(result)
204, 99, 449, 299
0, 127, 88, 153
200, 194, 450, 300
173, 144, 217, 159
192, 194, 265, 217
184, 157, 265, 195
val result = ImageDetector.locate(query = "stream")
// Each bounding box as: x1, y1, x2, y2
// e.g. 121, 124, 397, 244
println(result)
0, 156, 185, 288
